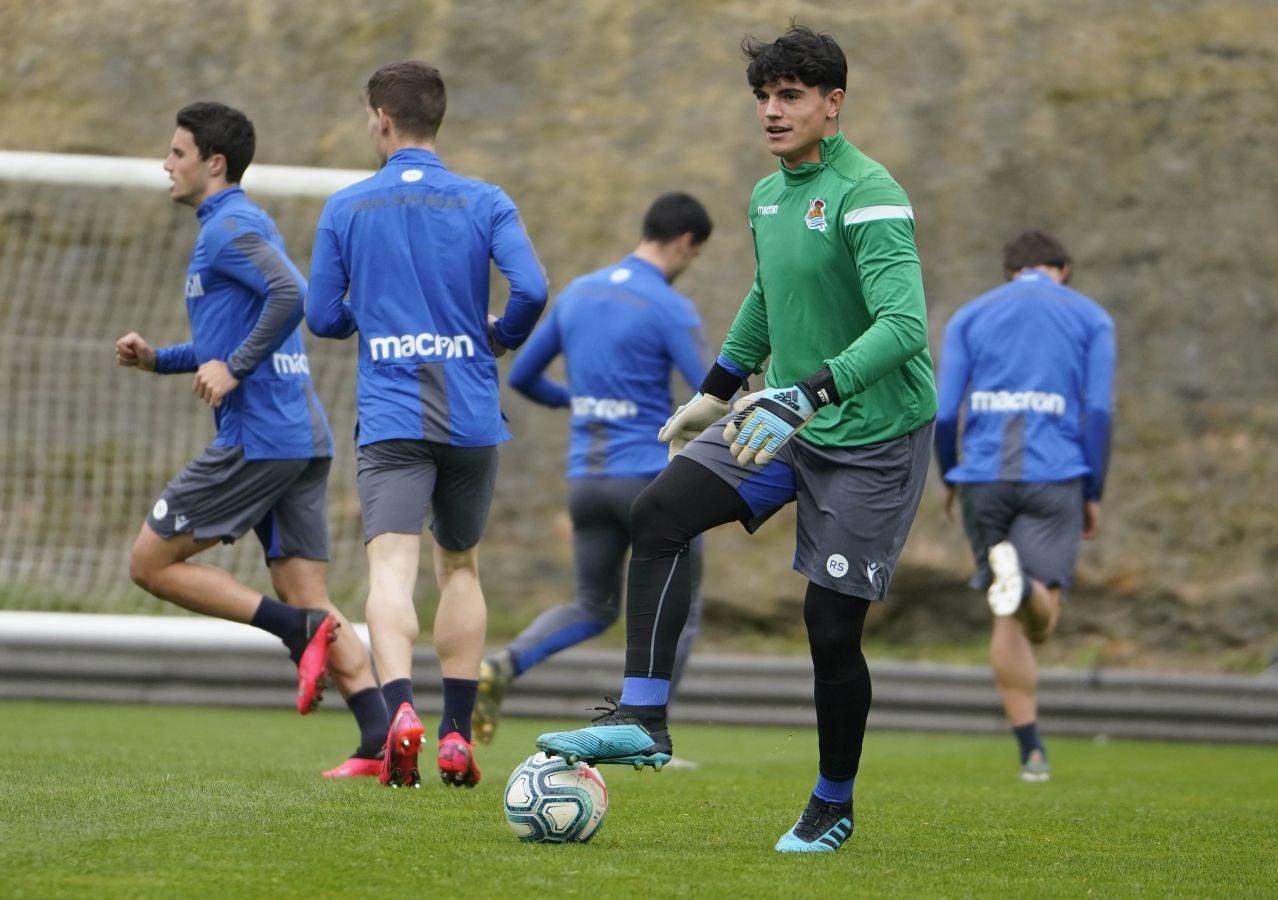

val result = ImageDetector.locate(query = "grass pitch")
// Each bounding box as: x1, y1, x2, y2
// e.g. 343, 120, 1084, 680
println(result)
1, 701, 1274, 899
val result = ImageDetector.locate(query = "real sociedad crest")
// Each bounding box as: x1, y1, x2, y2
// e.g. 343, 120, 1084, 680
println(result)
805, 198, 828, 232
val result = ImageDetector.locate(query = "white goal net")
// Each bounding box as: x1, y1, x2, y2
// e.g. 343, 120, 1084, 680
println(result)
0, 150, 376, 613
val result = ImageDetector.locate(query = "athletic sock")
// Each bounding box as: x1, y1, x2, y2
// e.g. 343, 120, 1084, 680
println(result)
813, 774, 855, 805
440, 677, 478, 741
346, 687, 390, 752
620, 676, 670, 707
1013, 721, 1045, 764
249, 596, 304, 641
382, 678, 414, 716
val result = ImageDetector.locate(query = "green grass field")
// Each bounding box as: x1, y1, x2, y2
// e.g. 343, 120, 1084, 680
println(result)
2, 702, 1274, 899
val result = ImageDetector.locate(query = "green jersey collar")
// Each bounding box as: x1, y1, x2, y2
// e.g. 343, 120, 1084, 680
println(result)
778, 132, 850, 184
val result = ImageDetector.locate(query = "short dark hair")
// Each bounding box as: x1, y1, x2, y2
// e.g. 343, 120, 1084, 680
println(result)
742, 24, 847, 94
1002, 229, 1072, 274
175, 102, 255, 183
366, 60, 447, 140
642, 192, 713, 245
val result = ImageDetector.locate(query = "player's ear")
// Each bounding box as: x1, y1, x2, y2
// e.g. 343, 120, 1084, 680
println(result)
206, 153, 227, 179
824, 87, 845, 120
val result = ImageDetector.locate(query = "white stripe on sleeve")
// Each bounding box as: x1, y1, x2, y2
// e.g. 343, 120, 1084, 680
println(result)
842, 205, 915, 226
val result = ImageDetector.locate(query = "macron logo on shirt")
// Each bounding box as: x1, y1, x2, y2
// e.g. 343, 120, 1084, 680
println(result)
273, 352, 310, 376
970, 390, 1066, 416
572, 396, 639, 420
369, 333, 477, 362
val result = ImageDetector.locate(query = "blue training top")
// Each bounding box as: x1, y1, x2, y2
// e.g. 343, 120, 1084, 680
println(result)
154, 186, 333, 461
935, 270, 1116, 500
508, 254, 709, 479
305, 148, 547, 447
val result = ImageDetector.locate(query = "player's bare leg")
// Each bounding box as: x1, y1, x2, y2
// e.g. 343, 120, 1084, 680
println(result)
433, 543, 484, 787
270, 557, 376, 695
129, 523, 336, 713
990, 579, 1059, 782
271, 556, 388, 772
129, 524, 259, 621
366, 533, 425, 787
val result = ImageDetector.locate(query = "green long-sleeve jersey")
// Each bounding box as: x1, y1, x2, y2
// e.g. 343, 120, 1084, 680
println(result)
720, 132, 937, 448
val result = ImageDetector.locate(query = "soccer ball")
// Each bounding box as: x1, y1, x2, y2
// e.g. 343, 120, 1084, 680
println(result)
503, 752, 608, 843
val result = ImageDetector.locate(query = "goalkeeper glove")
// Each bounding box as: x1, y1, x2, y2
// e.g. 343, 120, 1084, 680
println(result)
657, 361, 747, 459
658, 392, 730, 459
724, 368, 839, 466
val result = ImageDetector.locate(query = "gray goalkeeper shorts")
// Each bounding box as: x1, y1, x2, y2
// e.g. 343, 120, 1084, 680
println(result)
356, 438, 498, 549
681, 418, 934, 601
147, 445, 331, 561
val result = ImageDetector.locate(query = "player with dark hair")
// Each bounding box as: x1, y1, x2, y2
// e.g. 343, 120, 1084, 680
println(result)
537, 25, 936, 853
473, 192, 713, 746
936, 229, 1116, 783
116, 102, 390, 777
306, 61, 548, 789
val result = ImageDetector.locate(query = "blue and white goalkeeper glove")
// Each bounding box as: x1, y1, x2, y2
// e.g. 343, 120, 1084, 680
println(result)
724, 368, 839, 466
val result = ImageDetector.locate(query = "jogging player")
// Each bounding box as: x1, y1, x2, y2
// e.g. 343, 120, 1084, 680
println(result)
536, 26, 936, 853
116, 102, 389, 777
306, 61, 548, 789
935, 229, 1116, 783
473, 192, 713, 745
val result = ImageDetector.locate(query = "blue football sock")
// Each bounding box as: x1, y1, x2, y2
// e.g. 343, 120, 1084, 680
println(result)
346, 687, 390, 753
813, 774, 855, 805
382, 678, 414, 716
1013, 721, 1045, 764
620, 676, 670, 707
248, 596, 304, 641
440, 677, 478, 741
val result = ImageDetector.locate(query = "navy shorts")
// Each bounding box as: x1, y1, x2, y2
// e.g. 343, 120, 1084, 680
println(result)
356, 439, 498, 549
958, 479, 1084, 591
147, 445, 330, 561
680, 417, 934, 600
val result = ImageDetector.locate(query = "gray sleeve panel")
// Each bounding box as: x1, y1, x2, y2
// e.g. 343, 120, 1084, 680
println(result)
226, 232, 304, 379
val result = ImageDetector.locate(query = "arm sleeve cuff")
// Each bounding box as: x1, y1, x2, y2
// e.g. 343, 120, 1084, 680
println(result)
797, 367, 840, 409
699, 361, 748, 401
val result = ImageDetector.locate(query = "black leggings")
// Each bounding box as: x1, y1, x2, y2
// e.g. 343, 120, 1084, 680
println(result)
805, 583, 873, 781
623, 456, 750, 679
623, 457, 874, 778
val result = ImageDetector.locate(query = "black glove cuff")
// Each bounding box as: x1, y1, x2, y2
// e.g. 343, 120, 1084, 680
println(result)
700, 362, 748, 402
797, 366, 840, 409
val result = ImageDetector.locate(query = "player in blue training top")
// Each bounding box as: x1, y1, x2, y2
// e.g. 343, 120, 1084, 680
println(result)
116, 102, 389, 777
935, 229, 1116, 783
306, 61, 548, 790
472, 192, 714, 746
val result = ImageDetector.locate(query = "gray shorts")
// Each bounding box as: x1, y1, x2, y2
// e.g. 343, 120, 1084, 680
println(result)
681, 417, 934, 600
356, 439, 498, 549
958, 479, 1084, 590
147, 445, 331, 561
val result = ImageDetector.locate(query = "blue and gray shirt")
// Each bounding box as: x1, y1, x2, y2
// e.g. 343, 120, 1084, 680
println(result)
154, 186, 332, 460
935, 271, 1115, 500
508, 254, 708, 479
305, 148, 547, 447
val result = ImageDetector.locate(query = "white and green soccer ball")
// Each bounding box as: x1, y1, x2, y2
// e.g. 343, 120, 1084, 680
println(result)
503, 752, 608, 844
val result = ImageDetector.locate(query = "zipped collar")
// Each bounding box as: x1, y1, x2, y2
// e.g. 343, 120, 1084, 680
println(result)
779, 132, 850, 185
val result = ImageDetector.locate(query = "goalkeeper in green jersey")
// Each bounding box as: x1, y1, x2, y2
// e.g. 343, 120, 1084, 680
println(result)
537, 24, 936, 853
